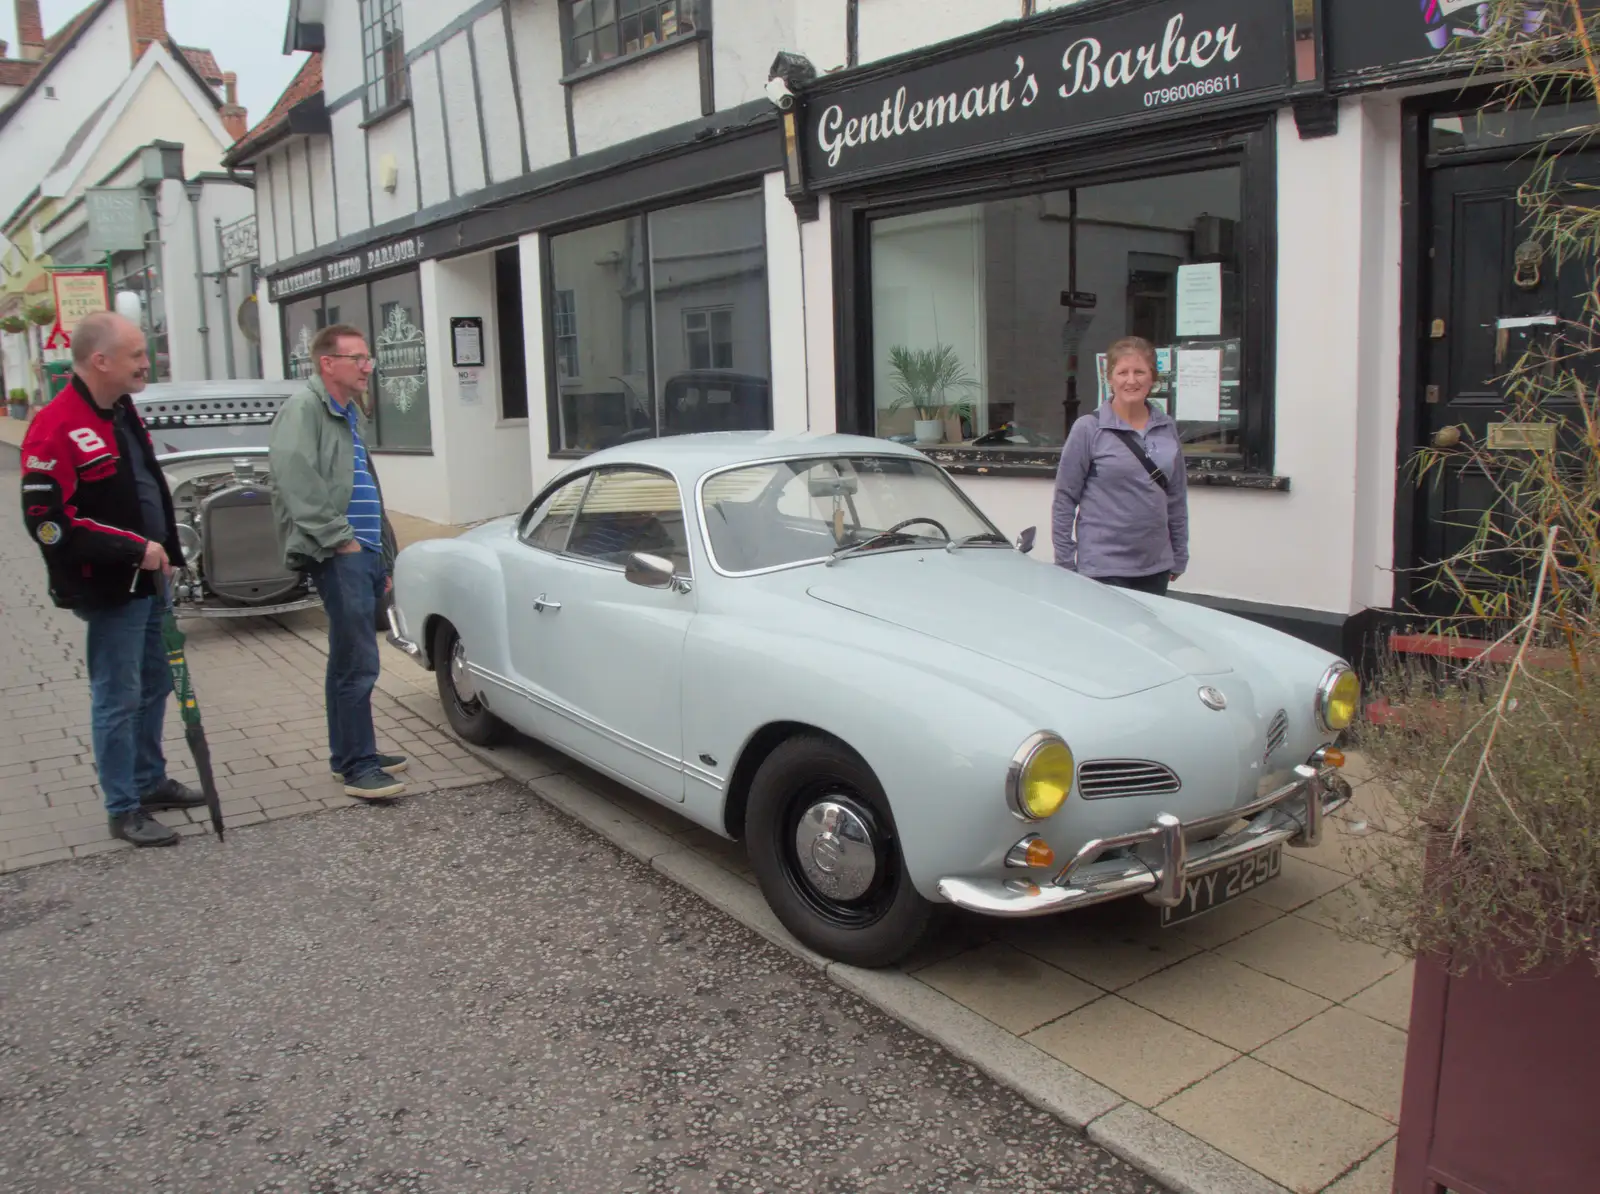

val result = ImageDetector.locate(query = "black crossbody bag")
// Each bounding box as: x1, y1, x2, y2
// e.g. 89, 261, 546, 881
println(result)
1106, 429, 1170, 492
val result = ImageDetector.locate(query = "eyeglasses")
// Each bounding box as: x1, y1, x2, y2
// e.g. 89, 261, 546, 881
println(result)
325, 353, 374, 365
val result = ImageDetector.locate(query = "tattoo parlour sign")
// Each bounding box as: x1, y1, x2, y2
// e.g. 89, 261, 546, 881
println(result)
801, 0, 1290, 185
268, 233, 427, 303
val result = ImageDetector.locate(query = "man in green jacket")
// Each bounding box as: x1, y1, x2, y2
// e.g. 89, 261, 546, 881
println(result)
269, 323, 407, 801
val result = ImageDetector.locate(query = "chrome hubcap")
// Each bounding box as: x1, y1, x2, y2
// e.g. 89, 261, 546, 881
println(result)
795, 798, 877, 901
450, 638, 478, 704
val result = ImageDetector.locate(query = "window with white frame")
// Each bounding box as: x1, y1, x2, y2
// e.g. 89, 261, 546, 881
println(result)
562, 0, 701, 73
360, 0, 408, 118
685, 307, 733, 370
552, 289, 580, 381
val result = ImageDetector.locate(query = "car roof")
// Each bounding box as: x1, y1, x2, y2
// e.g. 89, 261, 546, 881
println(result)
133, 380, 300, 403
571, 431, 928, 480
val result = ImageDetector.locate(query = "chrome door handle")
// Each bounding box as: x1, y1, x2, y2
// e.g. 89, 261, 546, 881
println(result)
533, 594, 562, 612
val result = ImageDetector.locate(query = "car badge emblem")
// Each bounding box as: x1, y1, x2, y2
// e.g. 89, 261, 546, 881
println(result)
1198, 686, 1227, 711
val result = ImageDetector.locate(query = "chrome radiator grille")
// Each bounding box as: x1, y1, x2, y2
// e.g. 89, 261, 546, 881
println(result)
1077, 759, 1182, 800
201, 486, 302, 605
1265, 709, 1289, 761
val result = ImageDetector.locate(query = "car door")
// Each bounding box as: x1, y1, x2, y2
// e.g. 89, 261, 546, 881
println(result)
513, 465, 696, 802
498, 471, 592, 734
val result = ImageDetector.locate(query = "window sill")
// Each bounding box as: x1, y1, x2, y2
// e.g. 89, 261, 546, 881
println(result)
560, 31, 704, 87
372, 446, 433, 457
360, 97, 411, 131
918, 446, 1289, 490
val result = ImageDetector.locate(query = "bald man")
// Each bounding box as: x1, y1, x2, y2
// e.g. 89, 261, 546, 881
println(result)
20, 311, 206, 848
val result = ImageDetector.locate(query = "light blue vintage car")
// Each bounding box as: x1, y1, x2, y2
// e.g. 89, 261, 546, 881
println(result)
387, 432, 1359, 967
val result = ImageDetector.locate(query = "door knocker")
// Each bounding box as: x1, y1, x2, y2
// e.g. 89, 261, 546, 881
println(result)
1513, 239, 1544, 290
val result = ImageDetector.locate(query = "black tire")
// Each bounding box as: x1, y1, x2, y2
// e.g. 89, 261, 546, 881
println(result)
746, 734, 933, 968
375, 596, 394, 634
432, 620, 508, 746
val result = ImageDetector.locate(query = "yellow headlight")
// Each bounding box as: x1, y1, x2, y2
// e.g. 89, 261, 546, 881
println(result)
1316, 665, 1361, 732
1009, 736, 1074, 820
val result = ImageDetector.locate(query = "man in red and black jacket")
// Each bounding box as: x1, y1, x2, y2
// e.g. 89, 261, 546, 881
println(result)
19, 311, 208, 848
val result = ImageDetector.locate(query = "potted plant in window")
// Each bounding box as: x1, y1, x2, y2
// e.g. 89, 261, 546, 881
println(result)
7, 387, 29, 420
885, 343, 977, 445
1354, 9, 1600, 1192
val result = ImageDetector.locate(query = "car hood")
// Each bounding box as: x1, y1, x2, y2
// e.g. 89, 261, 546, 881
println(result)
805, 549, 1231, 699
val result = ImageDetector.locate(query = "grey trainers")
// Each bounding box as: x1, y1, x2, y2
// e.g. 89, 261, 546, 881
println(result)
109, 809, 180, 847
331, 754, 409, 780
344, 772, 405, 801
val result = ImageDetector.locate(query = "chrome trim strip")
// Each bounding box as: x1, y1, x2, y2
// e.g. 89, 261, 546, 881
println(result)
461, 662, 722, 789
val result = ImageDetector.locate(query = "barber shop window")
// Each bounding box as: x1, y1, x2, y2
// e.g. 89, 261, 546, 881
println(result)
277, 271, 432, 452
545, 189, 771, 454
562, 0, 702, 74
851, 127, 1274, 473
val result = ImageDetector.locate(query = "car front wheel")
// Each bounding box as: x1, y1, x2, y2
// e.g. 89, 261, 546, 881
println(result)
432, 620, 508, 746
746, 734, 933, 968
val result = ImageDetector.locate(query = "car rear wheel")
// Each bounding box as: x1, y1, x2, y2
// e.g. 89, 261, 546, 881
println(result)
432, 620, 508, 746
746, 734, 933, 968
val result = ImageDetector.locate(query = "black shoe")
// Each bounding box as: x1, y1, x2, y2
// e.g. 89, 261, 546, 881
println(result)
109, 809, 180, 848
140, 778, 207, 811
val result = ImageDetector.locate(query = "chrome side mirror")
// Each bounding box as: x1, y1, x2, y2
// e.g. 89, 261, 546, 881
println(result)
625, 552, 676, 590
1016, 526, 1037, 554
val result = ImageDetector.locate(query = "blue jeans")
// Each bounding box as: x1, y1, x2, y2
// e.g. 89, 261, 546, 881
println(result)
77, 596, 172, 816
309, 547, 386, 779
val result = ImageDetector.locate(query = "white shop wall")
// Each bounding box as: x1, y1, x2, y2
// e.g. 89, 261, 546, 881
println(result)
797, 97, 1404, 622
426, 250, 534, 525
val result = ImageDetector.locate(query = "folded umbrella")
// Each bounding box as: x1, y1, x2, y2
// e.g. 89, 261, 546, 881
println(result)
161, 601, 226, 842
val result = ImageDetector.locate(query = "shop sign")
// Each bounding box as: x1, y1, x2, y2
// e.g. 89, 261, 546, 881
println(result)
802, 0, 1290, 186
268, 233, 427, 303
1327, 0, 1597, 84
44, 270, 109, 348
85, 188, 148, 254
220, 216, 258, 270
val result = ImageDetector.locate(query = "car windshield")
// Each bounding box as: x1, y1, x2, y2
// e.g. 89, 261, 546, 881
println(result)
700, 455, 1004, 574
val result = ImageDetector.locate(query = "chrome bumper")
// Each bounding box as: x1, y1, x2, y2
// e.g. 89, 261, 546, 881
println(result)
172, 595, 323, 619
936, 763, 1349, 918
385, 606, 424, 660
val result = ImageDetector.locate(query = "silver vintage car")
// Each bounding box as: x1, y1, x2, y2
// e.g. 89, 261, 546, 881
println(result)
137, 380, 395, 625
386, 432, 1359, 968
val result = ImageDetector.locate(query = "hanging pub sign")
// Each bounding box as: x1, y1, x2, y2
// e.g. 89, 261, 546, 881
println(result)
267, 232, 427, 303
801, 0, 1291, 187
44, 270, 109, 349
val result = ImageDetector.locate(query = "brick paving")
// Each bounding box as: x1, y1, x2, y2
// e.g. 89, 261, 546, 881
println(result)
0, 444, 496, 874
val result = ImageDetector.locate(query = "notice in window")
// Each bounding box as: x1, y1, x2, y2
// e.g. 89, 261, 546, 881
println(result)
1176, 262, 1223, 338
1175, 348, 1222, 423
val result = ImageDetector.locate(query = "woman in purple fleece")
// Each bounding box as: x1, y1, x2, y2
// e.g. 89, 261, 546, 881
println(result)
1050, 336, 1190, 597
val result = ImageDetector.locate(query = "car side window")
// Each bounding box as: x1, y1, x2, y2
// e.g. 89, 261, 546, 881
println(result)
565, 467, 691, 575
519, 474, 589, 552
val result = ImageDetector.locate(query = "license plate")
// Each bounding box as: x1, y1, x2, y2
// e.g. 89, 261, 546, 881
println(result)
1160, 846, 1282, 927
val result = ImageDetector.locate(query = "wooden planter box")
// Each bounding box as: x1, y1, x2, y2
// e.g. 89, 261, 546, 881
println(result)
1394, 942, 1600, 1192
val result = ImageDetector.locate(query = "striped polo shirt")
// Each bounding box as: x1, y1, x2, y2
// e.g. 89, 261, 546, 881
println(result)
341, 401, 384, 552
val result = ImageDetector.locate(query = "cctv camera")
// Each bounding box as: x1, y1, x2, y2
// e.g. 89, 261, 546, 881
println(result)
765, 75, 794, 110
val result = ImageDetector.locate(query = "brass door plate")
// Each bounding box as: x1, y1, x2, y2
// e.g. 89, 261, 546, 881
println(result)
1486, 421, 1556, 451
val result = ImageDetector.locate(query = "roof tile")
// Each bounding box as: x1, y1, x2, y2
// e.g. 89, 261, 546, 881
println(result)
226, 52, 321, 164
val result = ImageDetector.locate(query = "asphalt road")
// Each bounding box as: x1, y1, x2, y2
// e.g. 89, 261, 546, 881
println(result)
0, 778, 1164, 1194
